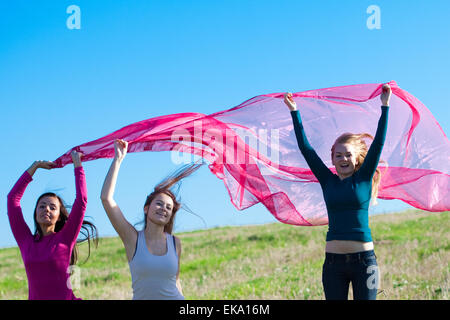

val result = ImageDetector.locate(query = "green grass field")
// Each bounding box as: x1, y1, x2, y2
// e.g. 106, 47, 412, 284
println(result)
0, 210, 448, 300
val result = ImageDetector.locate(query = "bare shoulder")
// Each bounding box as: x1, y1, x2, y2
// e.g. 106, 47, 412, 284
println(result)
173, 235, 182, 253
122, 223, 139, 247
173, 235, 182, 245
123, 227, 139, 262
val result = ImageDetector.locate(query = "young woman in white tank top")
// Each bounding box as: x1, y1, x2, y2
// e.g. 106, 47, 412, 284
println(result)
100, 139, 201, 300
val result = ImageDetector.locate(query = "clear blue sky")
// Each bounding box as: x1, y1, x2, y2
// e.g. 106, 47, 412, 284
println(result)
1, 0, 448, 248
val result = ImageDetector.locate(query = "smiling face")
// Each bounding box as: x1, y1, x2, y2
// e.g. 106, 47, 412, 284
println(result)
145, 193, 175, 227
35, 196, 61, 228
332, 143, 359, 179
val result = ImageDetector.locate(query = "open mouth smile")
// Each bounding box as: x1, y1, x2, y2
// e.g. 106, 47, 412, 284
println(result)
156, 212, 168, 218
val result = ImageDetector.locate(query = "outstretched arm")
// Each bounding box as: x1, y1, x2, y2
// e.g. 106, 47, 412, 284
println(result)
100, 139, 137, 261
284, 93, 333, 183
359, 84, 391, 180
7, 160, 56, 245
61, 151, 88, 246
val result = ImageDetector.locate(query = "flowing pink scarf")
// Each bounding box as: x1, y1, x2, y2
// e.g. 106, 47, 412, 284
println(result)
54, 81, 450, 226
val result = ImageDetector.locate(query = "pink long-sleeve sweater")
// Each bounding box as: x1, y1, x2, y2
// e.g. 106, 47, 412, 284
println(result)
7, 167, 87, 300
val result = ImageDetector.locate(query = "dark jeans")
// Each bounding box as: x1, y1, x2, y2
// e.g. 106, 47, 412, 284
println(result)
322, 250, 379, 300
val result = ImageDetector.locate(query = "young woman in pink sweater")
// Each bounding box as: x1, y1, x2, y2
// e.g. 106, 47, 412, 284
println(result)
7, 150, 97, 300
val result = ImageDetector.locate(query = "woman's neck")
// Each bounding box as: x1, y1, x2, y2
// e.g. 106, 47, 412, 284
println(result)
145, 222, 166, 240
39, 224, 56, 236
338, 173, 353, 180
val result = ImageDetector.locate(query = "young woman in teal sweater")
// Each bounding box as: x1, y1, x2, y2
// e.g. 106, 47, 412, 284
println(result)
284, 84, 391, 300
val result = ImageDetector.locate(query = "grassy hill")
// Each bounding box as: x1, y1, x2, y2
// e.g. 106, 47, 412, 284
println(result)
0, 210, 448, 300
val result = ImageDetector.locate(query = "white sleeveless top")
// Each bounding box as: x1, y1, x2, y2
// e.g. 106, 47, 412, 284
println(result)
128, 231, 184, 300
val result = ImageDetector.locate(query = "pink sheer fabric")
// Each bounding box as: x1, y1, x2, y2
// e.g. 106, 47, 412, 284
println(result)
54, 81, 450, 226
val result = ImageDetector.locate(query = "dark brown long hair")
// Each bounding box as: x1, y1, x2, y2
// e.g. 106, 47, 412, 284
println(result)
33, 192, 98, 265
142, 163, 203, 234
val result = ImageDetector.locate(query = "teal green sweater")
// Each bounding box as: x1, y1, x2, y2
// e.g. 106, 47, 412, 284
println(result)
290, 106, 389, 242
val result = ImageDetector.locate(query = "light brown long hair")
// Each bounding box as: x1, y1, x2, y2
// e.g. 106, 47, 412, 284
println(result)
331, 133, 383, 204
33, 192, 98, 266
142, 163, 203, 234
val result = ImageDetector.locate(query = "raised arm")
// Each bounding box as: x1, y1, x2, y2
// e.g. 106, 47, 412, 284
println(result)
284, 93, 333, 183
60, 151, 88, 246
358, 84, 391, 180
100, 139, 137, 259
7, 161, 55, 246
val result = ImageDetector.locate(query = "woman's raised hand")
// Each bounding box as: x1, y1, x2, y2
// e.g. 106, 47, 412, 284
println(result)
283, 92, 297, 111
71, 150, 83, 168
114, 139, 128, 162
381, 84, 392, 107
33, 160, 56, 170
26, 160, 56, 177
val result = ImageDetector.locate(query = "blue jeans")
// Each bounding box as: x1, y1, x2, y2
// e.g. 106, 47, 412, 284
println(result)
322, 250, 379, 300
